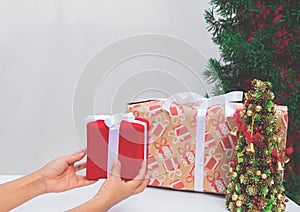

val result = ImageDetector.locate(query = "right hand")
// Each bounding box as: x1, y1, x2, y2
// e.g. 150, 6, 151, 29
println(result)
94, 160, 149, 211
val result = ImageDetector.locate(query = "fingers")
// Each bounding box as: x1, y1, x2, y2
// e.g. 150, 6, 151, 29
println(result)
77, 175, 98, 187
109, 160, 121, 178
135, 160, 147, 180
132, 178, 149, 195
74, 162, 86, 172
127, 160, 147, 188
64, 150, 86, 165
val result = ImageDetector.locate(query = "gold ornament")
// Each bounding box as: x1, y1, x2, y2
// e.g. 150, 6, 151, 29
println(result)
240, 175, 245, 184
256, 80, 262, 87
232, 172, 238, 177
246, 142, 255, 153
277, 162, 284, 171
280, 203, 285, 210
256, 170, 261, 176
246, 110, 253, 117
277, 194, 283, 200
230, 126, 238, 137
248, 104, 253, 109
261, 173, 267, 179
228, 202, 234, 210
239, 194, 245, 200
255, 105, 262, 112
236, 200, 242, 207
246, 185, 257, 195
284, 155, 290, 164
277, 137, 282, 143
229, 167, 233, 173
232, 194, 239, 201
269, 92, 275, 100
267, 179, 275, 186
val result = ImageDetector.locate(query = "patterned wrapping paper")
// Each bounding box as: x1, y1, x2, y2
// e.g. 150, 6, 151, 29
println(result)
127, 99, 288, 194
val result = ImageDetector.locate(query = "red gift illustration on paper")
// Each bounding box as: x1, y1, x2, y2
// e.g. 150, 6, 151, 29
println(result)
149, 104, 163, 116
204, 148, 223, 170
205, 132, 216, 149
207, 171, 226, 193
208, 105, 222, 116
186, 165, 195, 183
163, 156, 180, 173
149, 170, 166, 187
138, 101, 162, 118
169, 103, 185, 125
189, 112, 197, 128
171, 179, 185, 189
221, 135, 236, 158
154, 137, 173, 159
168, 124, 191, 144
168, 168, 182, 181
150, 115, 169, 142
178, 143, 195, 166
211, 113, 230, 139
148, 153, 159, 171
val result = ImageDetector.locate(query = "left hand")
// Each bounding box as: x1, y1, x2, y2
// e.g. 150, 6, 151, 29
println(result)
37, 150, 97, 193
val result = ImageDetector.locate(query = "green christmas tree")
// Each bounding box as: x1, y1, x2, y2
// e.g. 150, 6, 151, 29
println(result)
204, 0, 300, 202
225, 79, 290, 212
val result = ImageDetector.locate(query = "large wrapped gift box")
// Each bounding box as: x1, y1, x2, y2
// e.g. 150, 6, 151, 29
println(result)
85, 113, 149, 181
127, 92, 288, 194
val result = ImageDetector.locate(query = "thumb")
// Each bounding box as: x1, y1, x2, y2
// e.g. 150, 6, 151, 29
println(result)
110, 160, 121, 178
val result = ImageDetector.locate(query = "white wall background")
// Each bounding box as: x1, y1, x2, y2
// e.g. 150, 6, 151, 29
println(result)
0, 0, 219, 174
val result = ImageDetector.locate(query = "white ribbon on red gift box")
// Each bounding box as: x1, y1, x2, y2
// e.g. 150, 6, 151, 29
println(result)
85, 112, 148, 177
163, 91, 243, 191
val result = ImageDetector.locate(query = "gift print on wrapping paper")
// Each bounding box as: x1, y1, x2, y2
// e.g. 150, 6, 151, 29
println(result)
207, 171, 226, 193
128, 102, 150, 118
189, 112, 197, 128
148, 153, 159, 171
168, 103, 185, 125
221, 161, 235, 179
276, 106, 288, 130
170, 179, 185, 189
168, 168, 182, 181
150, 115, 169, 143
139, 101, 163, 118
211, 113, 230, 139
149, 170, 166, 187
207, 105, 222, 117
221, 135, 237, 158
204, 148, 223, 170
205, 132, 216, 149
186, 165, 195, 183
163, 156, 180, 173
177, 143, 195, 166
154, 137, 173, 160
168, 124, 192, 144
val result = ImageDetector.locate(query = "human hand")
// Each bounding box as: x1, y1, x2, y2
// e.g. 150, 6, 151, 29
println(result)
68, 160, 149, 212
94, 160, 149, 210
36, 150, 97, 193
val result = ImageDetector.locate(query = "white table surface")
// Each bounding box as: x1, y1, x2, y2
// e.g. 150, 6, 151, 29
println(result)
1, 175, 299, 212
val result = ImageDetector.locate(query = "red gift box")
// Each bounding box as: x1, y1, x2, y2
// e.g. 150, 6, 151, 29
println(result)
86, 113, 149, 181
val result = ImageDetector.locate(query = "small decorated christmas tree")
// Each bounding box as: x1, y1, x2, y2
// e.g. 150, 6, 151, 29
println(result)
225, 79, 291, 212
